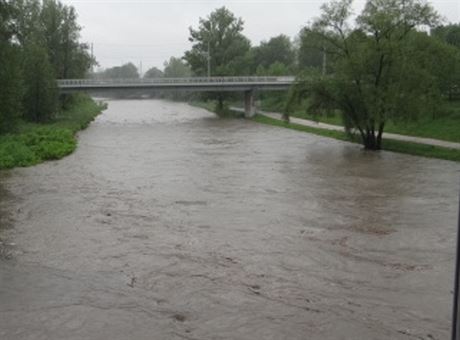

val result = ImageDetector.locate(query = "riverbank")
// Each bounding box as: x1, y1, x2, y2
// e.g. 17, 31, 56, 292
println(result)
0, 95, 105, 169
261, 99, 460, 143
253, 114, 460, 162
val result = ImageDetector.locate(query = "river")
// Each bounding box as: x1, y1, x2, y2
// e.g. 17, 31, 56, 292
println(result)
0, 99, 459, 339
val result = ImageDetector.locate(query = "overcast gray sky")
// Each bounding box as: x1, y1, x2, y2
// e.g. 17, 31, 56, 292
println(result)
61, 0, 460, 73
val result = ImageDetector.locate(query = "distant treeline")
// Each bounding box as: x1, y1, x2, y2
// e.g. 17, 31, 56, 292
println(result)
0, 0, 93, 133
96, 4, 460, 126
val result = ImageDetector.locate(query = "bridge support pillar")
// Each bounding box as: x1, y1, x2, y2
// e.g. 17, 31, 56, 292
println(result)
244, 90, 256, 118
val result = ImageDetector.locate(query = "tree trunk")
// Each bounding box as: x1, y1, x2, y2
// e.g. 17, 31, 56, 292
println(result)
376, 122, 385, 150
362, 128, 380, 150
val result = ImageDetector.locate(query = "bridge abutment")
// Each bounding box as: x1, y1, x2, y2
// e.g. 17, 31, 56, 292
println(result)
244, 90, 256, 118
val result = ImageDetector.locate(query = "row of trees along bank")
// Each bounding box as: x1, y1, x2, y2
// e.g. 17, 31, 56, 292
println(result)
173, 1, 459, 150
0, 0, 93, 133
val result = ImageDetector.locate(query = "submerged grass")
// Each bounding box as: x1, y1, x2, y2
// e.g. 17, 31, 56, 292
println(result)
252, 114, 460, 162
0, 94, 105, 169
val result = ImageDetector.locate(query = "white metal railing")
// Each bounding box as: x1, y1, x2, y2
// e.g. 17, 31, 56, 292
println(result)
57, 76, 296, 87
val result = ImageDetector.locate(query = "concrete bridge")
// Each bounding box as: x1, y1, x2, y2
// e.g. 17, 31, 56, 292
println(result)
57, 76, 295, 117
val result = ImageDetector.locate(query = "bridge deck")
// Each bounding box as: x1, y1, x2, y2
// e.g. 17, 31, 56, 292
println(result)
57, 76, 296, 92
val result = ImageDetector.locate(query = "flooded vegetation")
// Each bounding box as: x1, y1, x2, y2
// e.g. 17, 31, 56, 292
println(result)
0, 100, 459, 339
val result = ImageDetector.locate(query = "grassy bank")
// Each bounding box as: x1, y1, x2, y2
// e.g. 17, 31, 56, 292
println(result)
253, 114, 460, 162
261, 99, 460, 143
0, 94, 105, 169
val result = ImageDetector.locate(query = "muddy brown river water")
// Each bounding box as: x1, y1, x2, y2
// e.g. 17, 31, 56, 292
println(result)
0, 99, 459, 340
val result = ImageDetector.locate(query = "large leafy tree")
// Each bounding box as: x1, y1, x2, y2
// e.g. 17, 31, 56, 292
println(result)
101, 63, 139, 79
144, 67, 163, 79
431, 24, 460, 100
0, 0, 93, 131
184, 7, 250, 111
184, 7, 250, 77
0, 0, 23, 132
250, 35, 295, 73
297, 28, 325, 71
40, 0, 92, 79
22, 41, 58, 122
163, 57, 191, 78
288, 0, 444, 150
432, 24, 460, 49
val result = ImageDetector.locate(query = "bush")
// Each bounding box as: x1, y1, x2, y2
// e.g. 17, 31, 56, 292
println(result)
0, 95, 103, 169
0, 140, 39, 169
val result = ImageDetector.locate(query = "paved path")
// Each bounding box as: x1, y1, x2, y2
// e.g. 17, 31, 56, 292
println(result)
251, 109, 460, 150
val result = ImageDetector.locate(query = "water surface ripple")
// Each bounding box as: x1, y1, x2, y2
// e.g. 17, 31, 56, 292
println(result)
0, 99, 459, 339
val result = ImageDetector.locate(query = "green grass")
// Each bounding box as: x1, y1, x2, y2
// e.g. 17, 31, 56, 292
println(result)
0, 94, 105, 169
253, 114, 460, 162
265, 99, 460, 143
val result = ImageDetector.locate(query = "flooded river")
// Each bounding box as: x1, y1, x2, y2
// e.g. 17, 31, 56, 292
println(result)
0, 99, 459, 339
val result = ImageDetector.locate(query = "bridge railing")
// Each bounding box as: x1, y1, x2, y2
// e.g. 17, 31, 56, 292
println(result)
57, 76, 295, 87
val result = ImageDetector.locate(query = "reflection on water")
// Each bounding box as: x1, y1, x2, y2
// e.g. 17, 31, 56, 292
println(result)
0, 99, 459, 340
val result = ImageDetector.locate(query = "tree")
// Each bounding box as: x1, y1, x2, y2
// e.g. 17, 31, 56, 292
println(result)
22, 42, 58, 122
144, 66, 163, 79
101, 63, 139, 79
432, 24, 460, 49
298, 28, 325, 70
184, 7, 250, 76
0, 0, 93, 132
39, 0, 92, 79
250, 35, 295, 73
0, 1, 23, 132
288, 0, 442, 150
1, 0, 18, 41
431, 24, 460, 100
163, 57, 191, 78
184, 7, 250, 111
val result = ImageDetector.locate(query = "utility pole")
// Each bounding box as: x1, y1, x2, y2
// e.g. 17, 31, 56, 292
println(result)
139, 61, 143, 78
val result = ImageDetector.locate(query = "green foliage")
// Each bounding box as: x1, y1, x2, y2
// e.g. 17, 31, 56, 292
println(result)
253, 114, 460, 162
298, 28, 324, 70
0, 95, 103, 169
268, 95, 460, 143
249, 35, 295, 74
160, 57, 193, 100
289, 0, 444, 150
431, 24, 460, 49
0, 0, 17, 41
144, 67, 163, 79
163, 57, 191, 78
99, 62, 139, 79
0, 0, 94, 135
15, 0, 93, 79
184, 7, 251, 109
22, 42, 58, 122
431, 24, 460, 100
40, 0, 92, 78
0, 42, 23, 133
184, 7, 250, 77
0, 139, 39, 169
